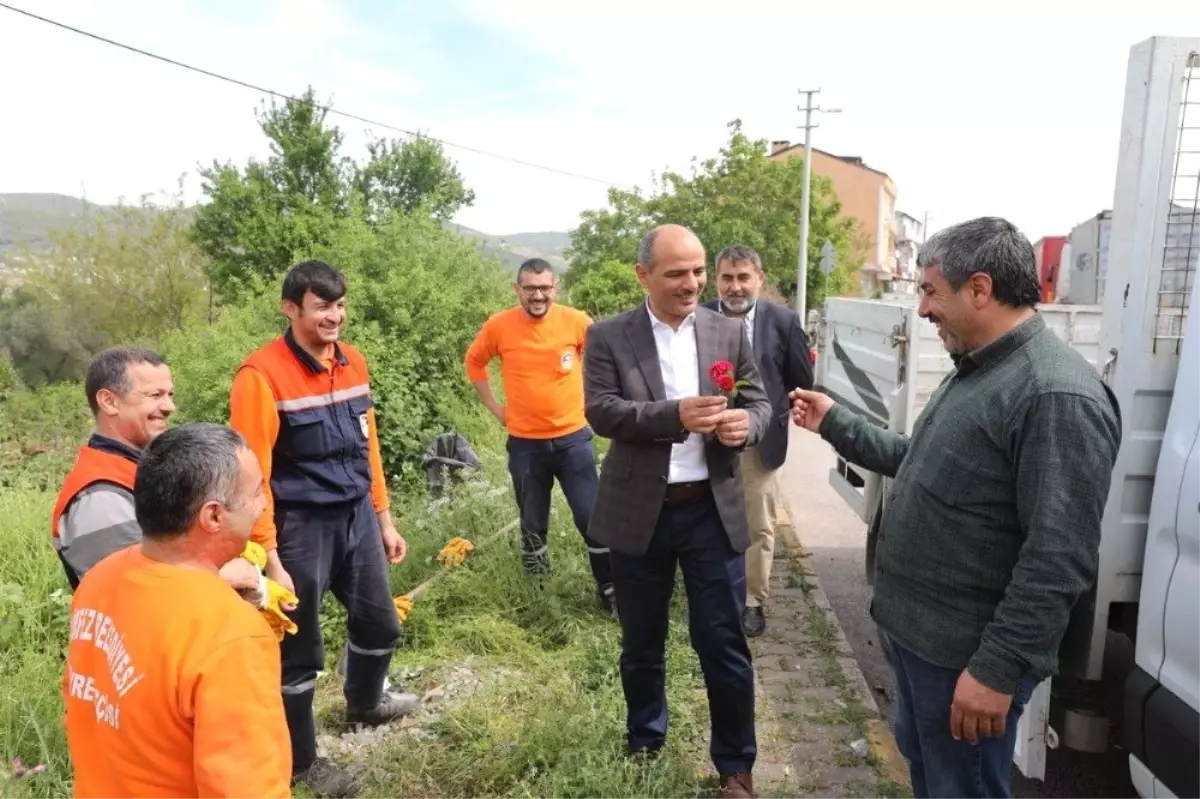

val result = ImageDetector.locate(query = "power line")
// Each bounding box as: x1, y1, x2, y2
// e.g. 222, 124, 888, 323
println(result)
0, 1, 625, 188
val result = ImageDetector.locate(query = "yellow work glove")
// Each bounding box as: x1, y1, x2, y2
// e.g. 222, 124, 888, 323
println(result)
393, 594, 413, 623
258, 575, 299, 642
240, 541, 268, 571
435, 536, 475, 568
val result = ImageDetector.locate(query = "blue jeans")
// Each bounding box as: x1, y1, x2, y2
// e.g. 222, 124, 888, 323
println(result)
887, 636, 1038, 798
506, 426, 612, 590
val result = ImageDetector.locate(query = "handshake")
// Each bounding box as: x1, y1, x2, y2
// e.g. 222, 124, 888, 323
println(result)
678, 396, 750, 447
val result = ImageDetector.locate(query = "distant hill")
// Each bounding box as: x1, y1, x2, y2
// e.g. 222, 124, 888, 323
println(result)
448, 224, 571, 273
0, 193, 572, 274
0, 193, 102, 253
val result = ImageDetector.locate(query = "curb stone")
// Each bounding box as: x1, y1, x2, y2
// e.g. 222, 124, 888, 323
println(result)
747, 529, 911, 797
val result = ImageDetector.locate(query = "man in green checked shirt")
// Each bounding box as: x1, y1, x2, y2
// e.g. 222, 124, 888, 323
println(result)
791, 217, 1121, 799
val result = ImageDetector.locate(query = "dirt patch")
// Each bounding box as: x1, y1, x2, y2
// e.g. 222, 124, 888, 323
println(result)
316, 658, 516, 761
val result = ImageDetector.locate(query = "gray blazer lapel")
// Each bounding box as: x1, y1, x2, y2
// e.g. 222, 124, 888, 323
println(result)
752, 300, 767, 357
626, 307, 667, 401
695, 309, 719, 397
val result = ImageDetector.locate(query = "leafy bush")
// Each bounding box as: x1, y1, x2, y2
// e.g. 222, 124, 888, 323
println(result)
0, 381, 93, 491
160, 209, 511, 486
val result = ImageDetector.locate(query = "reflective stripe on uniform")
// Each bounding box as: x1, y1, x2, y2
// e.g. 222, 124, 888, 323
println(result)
276, 383, 371, 413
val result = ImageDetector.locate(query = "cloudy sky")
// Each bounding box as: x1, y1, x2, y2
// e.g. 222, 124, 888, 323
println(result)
0, 0, 1194, 240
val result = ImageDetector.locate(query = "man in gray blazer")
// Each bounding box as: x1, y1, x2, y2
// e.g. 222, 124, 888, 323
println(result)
704, 245, 814, 637
584, 224, 771, 799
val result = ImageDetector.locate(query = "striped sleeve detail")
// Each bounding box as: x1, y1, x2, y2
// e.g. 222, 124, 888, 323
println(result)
57, 483, 141, 578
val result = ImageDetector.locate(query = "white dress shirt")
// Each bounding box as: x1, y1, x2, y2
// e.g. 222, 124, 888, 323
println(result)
646, 301, 709, 483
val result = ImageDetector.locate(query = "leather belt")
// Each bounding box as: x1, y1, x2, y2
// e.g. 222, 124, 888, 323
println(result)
663, 480, 710, 504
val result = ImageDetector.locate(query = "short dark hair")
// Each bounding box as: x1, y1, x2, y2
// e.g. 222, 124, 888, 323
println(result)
636, 229, 661, 270
916, 217, 1041, 308
715, 244, 763, 273
134, 423, 247, 540
84, 348, 166, 416
516, 258, 554, 283
281, 260, 347, 306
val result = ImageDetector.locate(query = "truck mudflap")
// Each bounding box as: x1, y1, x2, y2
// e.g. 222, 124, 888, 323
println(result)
1124, 665, 1200, 799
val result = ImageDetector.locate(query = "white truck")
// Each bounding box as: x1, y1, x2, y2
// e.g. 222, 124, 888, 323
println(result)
813, 36, 1199, 798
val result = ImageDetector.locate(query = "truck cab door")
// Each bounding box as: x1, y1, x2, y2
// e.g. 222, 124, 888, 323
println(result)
1126, 272, 1200, 799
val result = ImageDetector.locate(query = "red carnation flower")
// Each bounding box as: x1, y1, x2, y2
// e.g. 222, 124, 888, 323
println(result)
716, 374, 735, 393
708, 360, 734, 383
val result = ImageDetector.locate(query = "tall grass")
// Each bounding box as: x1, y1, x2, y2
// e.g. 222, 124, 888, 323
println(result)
0, 446, 714, 798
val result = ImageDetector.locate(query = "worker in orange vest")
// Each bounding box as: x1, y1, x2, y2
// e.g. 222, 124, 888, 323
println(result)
63, 422, 292, 798
51, 347, 260, 594
228, 260, 417, 798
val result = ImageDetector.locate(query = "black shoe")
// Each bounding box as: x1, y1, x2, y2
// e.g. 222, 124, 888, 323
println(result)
598, 584, 618, 618
345, 691, 421, 726
626, 745, 662, 764
742, 605, 766, 638
292, 757, 357, 798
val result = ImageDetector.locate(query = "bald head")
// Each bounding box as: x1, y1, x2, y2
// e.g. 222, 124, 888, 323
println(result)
636, 224, 705, 272
634, 223, 707, 328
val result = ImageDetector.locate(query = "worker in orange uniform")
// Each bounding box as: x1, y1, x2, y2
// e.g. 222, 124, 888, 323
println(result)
464, 258, 615, 615
51, 347, 260, 596
228, 259, 417, 799
63, 422, 291, 798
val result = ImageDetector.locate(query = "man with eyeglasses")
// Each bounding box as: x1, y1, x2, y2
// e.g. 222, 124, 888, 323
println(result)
464, 257, 615, 615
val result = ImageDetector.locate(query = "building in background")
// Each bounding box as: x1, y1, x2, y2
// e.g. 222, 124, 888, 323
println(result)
767, 141, 898, 297
892, 210, 926, 294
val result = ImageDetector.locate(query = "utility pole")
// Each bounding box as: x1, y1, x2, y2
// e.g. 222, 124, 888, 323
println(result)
794, 89, 841, 317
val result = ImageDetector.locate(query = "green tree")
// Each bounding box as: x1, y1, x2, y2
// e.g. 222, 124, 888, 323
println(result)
566, 259, 645, 320
164, 209, 510, 485
355, 135, 475, 222
565, 120, 863, 311
0, 194, 209, 386
193, 89, 478, 300
192, 87, 352, 300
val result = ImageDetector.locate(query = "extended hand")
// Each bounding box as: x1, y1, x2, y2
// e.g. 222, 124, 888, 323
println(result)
679, 395, 728, 434
789, 388, 834, 432
950, 670, 1013, 744
715, 409, 750, 448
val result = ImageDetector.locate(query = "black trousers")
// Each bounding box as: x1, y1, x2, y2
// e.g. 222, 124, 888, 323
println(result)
610, 487, 757, 775
506, 426, 613, 590
276, 494, 402, 775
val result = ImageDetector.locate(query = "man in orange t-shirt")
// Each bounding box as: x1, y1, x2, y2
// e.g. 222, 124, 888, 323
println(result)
63, 422, 291, 798
464, 258, 614, 614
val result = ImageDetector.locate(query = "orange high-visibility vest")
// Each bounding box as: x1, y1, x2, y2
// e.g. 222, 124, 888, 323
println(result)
50, 445, 138, 540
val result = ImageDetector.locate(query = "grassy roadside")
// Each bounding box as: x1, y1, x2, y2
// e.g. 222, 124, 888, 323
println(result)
0, 449, 718, 798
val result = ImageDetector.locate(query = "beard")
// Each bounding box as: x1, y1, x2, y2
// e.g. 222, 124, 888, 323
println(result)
722, 294, 754, 313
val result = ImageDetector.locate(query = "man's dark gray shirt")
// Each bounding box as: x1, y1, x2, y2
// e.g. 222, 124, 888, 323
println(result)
818, 313, 1122, 693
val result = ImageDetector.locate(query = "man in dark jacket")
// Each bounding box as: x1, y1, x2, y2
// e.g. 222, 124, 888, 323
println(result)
704, 245, 814, 636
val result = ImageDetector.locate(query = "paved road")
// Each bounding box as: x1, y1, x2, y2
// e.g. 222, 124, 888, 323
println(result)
778, 425, 1138, 798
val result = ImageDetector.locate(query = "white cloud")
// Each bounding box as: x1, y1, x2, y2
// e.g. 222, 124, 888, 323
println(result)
1, 0, 1196, 241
